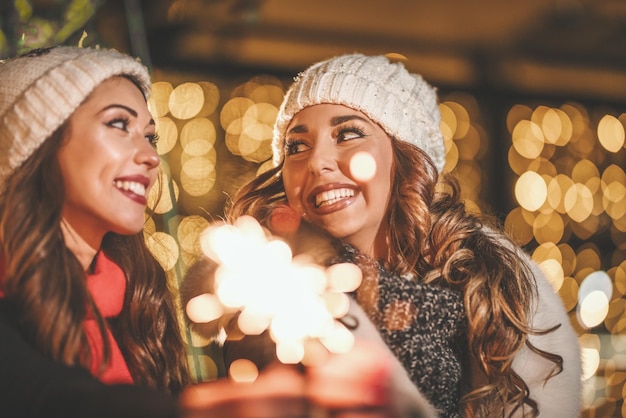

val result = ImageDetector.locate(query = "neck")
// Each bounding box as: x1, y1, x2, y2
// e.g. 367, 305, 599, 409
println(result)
61, 219, 100, 271
347, 225, 390, 261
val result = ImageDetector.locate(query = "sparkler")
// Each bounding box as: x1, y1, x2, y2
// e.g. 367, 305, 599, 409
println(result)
185, 215, 362, 367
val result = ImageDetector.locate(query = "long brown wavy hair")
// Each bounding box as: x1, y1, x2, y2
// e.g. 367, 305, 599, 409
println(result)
227, 139, 563, 417
0, 123, 190, 395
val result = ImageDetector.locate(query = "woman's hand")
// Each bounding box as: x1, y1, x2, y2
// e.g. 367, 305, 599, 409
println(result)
179, 364, 307, 418
179, 333, 436, 418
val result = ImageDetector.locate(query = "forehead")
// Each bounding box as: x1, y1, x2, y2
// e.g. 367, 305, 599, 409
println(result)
83, 76, 145, 105
290, 103, 366, 122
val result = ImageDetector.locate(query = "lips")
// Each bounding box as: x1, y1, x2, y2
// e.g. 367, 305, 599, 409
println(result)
114, 175, 150, 205
315, 188, 355, 207
114, 180, 147, 197
308, 183, 358, 214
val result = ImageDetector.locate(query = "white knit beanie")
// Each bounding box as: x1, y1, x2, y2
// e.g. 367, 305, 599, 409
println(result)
0, 46, 151, 183
272, 53, 445, 172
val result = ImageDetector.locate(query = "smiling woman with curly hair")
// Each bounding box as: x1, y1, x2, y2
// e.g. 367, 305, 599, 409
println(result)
227, 53, 583, 418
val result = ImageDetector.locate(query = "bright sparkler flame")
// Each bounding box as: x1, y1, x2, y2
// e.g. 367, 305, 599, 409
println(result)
189, 215, 362, 364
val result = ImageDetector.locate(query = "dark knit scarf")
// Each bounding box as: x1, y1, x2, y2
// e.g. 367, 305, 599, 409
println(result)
85, 251, 133, 384
331, 244, 467, 418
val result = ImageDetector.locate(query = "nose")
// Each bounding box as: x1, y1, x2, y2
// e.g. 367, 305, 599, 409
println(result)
134, 136, 160, 169
308, 139, 337, 176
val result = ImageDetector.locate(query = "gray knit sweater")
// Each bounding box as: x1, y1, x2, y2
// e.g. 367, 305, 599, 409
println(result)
333, 245, 467, 418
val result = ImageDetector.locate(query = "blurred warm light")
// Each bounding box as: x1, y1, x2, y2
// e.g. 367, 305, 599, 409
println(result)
558, 244, 577, 277
190, 216, 360, 365
183, 138, 216, 159
229, 359, 259, 383
504, 208, 534, 245
439, 103, 457, 140
350, 151, 377, 182
598, 114, 625, 153
148, 170, 178, 214
221, 97, 255, 131
572, 159, 599, 185
537, 259, 565, 291
144, 216, 156, 235
188, 327, 213, 348
146, 232, 179, 271
181, 156, 216, 196
579, 290, 610, 329
169, 82, 204, 120
177, 215, 210, 258
506, 104, 532, 133
444, 141, 459, 172
515, 171, 547, 211
186, 354, 219, 382
325, 263, 363, 293
443, 101, 471, 139
180, 118, 217, 149
582, 347, 601, 381
245, 102, 278, 126
248, 84, 284, 107
614, 262, 626, 297
544, 107, 573, 146
320, 321, 355, 354
559, 277, 579, 312
577, 270, 612, 330
150, 81, 174, 118
187, 293, 224, 323
169, 82, 219, 120
512, 120, 545, 159
155, 117, 178, 155
564, 183, 594, 223
276, 340, 305, 364
238, 309, 271, 335
507, 146, 532, 177
256, 159, 274, 176
577, 247, 602, 273
532, 242, 562, 264
457, 125, 481, 160
533, 212, 565, 244
238, 122, 273, 163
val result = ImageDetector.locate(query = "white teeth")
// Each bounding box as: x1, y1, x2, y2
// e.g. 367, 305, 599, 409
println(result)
114, 180, 146, 197
315, 188, 354, 207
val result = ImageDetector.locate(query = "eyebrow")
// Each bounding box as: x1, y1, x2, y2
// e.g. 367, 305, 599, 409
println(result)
287, 114, 370, 135
101, 104, 137, 116
100, 104, 155, 126
330, 114, 370, 126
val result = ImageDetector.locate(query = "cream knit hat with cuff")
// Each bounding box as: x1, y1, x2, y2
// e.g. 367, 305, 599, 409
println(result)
272, 53, 446, 172
0, 46, 151, 184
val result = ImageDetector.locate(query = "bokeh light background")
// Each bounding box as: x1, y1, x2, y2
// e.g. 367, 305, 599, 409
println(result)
2, 1, 625, 416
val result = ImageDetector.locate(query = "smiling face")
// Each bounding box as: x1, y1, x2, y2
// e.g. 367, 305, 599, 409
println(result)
57, 76, 160, 248
281, 104, 395, 257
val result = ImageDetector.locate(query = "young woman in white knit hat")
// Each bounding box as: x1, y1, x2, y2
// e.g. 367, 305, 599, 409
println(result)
226, 53, 583, 417
0, 46, 401, 418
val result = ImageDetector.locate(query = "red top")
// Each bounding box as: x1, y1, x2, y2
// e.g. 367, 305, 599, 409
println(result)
0, 251, 133, 384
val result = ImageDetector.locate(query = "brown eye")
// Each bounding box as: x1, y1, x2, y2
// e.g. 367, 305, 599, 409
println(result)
108, 117, 129, 131
285, 140, 309, 156
337, 126, 365, 142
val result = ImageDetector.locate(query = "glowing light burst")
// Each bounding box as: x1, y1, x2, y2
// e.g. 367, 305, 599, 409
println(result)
188, 215, 361, 364
350, 151, 377, 181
